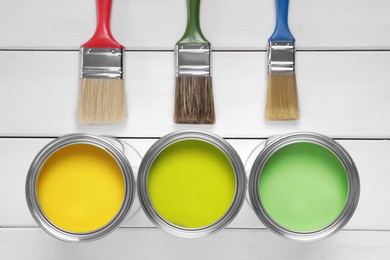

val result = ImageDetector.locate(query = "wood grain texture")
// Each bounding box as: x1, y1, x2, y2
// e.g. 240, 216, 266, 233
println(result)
0, 228, 389, 260
0, 0, 389, 50
0, 51, 389, 137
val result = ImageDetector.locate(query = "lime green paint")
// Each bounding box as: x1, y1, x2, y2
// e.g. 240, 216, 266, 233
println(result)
258, 142, 349, 232
177, 0, 209, 45
147, 140, 236, 228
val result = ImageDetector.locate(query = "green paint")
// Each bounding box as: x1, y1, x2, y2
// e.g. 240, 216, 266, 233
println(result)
147, 140, 236, 229
258, 142, 349, 232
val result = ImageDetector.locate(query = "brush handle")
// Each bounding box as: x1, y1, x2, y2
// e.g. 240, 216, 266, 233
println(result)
81, 0, 123, 48
177, 0, 209, 44
269, 0, 295, 42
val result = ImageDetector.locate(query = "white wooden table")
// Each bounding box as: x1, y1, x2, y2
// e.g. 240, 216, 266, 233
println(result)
1, 0, 390, 259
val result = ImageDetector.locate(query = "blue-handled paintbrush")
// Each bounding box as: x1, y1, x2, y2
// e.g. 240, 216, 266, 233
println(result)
265, 0, 298, 120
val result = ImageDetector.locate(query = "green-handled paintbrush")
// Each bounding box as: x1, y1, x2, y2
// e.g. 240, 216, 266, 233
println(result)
265, 0, 298, 120
174, 0, 215, 124
77, 0, 126, 124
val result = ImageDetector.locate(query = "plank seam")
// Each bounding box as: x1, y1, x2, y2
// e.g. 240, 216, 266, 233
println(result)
0, 226, 389, 232
0, 136, 389, 141
1, 49, 390, 53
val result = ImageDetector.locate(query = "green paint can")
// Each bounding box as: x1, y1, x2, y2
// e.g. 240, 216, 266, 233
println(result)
247, 132, 360, 242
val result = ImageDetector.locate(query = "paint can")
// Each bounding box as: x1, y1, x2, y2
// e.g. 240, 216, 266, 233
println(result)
26, 133, 140, 242
138, 130, 246, 238
247, 132, 360, 242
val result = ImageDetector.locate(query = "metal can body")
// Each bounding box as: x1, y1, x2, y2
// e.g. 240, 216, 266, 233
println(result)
248, 132, 360, 242
138, 130, 246, 239
25, 133, 136, 242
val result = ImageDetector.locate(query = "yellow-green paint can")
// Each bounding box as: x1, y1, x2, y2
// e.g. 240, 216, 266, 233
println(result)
138, 131, 246, 238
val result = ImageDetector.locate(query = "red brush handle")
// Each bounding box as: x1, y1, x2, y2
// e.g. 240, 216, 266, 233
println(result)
81, 0, 123, 48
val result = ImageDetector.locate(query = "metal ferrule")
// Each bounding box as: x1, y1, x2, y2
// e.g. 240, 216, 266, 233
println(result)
80, 48, 124, 79
268, 42, 295, 73
175, 44, 211, 77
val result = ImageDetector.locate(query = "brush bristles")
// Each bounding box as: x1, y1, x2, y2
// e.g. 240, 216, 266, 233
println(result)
77, 78, 127, 124
174, 76, 215, 124
265, 73, 299, 120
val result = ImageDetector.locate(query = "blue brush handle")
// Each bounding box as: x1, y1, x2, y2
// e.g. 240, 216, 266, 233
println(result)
269, 0, 295, 42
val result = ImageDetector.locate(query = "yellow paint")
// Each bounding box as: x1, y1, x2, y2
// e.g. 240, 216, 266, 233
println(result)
37, 144, 125, 233
147, 140, 236, 229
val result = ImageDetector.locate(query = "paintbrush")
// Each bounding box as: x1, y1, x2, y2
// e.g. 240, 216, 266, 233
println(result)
77, 0, 126, 124
265, 0, 298, 120
174, 0, 215, 124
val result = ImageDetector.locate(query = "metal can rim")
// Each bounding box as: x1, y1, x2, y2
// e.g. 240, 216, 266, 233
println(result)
248, 132, 360, 242
25, 133, 136, 242
137, 130, 246, 239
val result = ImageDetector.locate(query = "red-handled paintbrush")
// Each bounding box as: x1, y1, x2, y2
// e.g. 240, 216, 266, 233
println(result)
77, 0, 126, 124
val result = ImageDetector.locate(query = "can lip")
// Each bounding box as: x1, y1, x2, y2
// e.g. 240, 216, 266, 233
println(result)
137, 130, 246, 239
248, 132, 360, 242
25, 133, 136, 242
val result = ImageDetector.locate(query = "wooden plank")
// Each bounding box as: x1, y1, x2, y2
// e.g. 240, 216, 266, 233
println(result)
0, 228, 389, 260
0, 0, 390, 50
0, 138, 388, 230
0, 51, 390, 137
1, 0, 388, 257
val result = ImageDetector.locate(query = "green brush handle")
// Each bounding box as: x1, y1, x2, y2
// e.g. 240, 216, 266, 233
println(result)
177, 0, 209, 44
